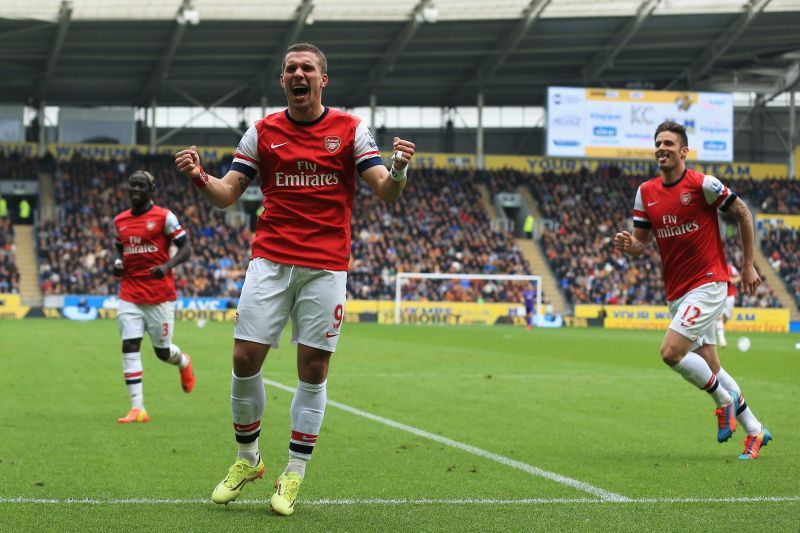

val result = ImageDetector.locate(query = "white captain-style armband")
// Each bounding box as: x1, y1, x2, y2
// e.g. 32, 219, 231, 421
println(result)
389, 164, 407, 182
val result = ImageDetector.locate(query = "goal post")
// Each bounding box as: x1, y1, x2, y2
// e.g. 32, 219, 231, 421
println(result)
394, 272, 543, 326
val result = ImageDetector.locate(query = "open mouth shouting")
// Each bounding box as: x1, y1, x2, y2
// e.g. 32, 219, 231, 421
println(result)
291, 85, 310, 98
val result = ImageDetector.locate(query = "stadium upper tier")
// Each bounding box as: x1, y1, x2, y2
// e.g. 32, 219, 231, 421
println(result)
2, 0, 799, 107
8, 0, 800, 21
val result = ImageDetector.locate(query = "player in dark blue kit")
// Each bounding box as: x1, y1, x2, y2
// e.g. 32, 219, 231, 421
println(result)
523, 287, 536, 329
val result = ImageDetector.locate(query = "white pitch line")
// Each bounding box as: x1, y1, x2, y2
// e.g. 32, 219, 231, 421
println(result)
263, 378, 630, 502
2, 497, 799, 506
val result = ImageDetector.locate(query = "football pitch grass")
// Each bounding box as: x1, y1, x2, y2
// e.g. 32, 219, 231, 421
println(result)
1, 319, 799, 531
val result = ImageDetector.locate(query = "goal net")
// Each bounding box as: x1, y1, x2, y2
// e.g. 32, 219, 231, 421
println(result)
393, 273, 542, 326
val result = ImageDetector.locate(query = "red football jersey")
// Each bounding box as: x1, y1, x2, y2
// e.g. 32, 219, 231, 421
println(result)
632, 168, 736, 301
114, 205, 186, 305
231, 107, 384, 270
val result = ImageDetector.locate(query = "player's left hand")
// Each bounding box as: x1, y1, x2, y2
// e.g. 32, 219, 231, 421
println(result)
391, 137, 415, 170
149, 264, 170, 279
175, 145, 202, 180
740, 264, 761, 295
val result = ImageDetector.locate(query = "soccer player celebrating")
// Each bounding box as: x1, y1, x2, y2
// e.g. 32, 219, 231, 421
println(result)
716, 261, 741, 347
613, 121, 770, 460
175, 43, 415, 515
112, 170, 195, 423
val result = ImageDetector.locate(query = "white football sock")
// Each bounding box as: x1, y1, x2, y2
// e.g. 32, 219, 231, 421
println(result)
166, 343, 189, 369
716, 368, 762, 436
231, 371, 266, 467
122, 351, 144, 410
673, 352, 732, 407
287, 380, 326, 478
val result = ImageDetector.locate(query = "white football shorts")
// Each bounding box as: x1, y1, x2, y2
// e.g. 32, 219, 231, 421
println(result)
667, 282, 727, 350
117, 298, 175, 348
722, 294, 735, 320
234, 257, 347, 352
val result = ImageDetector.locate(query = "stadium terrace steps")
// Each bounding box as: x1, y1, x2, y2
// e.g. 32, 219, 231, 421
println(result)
515, 187, 568, 317
754, 241, 799, 321
515, 238, 567, 317
517, 187, 545, 231
476, 183, 498, 220
38, 173, 56, 222
13, 225, 42, 307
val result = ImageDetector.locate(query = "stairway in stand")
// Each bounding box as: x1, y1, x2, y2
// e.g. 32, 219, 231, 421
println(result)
754, 244, 799, 321
13, 225, 42, 307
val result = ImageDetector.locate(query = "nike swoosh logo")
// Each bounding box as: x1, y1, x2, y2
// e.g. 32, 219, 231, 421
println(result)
647, 201, 658, 206
271, 142, 289, 149
300, 435, 316, 441
325, 332, 339, 338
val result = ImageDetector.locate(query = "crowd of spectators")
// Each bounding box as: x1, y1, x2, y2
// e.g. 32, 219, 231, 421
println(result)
729, 177, 800, 214
35, 157, 533, 304
487, 166, 784, 308
349, 167, 532, 302
38, 154, 250, 298
19, 151, 800, 312
0, 216, 20, 293
761, 226, 800, 308
0, 150, 56, 180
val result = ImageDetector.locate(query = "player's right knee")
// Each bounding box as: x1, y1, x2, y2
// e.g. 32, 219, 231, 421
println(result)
659, 344, 683, 366
232, 346, 267, 376
122, 339, 142, 353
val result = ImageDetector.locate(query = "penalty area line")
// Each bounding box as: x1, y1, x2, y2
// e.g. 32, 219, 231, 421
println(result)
263, 378, 629, 502
2, 497, 800, 506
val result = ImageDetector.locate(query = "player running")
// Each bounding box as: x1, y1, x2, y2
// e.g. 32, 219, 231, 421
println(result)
112, 170, 195, 423
613, 121, 770, 460
175, 43, 415, 515
716, 262, 740, 347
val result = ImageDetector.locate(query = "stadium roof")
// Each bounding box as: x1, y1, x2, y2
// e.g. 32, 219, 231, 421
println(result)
1, 0, 800, 108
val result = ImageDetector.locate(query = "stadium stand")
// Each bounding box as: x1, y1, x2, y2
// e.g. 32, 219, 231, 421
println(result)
30, 153, 791, 311
349, 167, 532, 302
489, 167, 784, 308
0, 216, 20, 294
760, 227, 800, 308
38, 154, 250, 299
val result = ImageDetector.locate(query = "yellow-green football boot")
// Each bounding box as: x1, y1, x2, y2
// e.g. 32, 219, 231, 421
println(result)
211, 457, 265, 504
269, 472, 303, 516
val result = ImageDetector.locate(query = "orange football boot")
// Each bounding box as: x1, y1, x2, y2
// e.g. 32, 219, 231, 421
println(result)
117, 408, 150, 423
180, 353, 195, 393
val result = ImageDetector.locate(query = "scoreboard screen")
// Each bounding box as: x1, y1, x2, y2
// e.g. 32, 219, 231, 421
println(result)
546, 87, 733, 162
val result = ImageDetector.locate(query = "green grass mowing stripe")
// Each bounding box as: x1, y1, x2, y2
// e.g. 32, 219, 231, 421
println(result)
264, 378, 631, 502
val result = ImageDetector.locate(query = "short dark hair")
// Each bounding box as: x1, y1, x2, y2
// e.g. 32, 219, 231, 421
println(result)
129, 170, 156, 191
654, 121, 688, 147
282, 43, 327, 74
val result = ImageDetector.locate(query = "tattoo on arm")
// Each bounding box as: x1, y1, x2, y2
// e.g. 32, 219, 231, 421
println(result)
728, 198, 751, 223
238, 175, 253, 193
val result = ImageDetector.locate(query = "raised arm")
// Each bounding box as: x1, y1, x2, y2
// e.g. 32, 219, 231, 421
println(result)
175, 146, 253, 209
726, 197, 761, 295
360, 137, 415, 203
